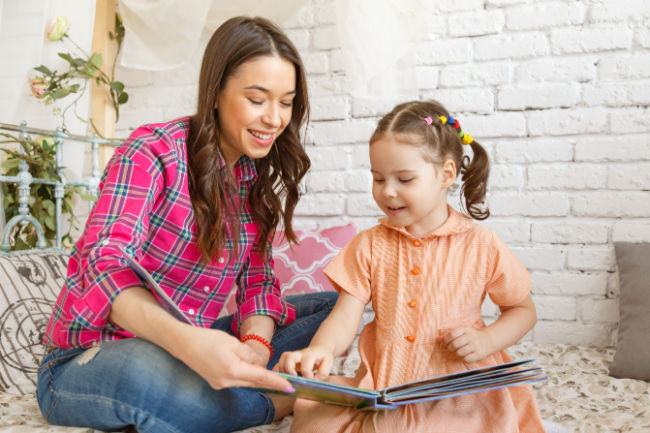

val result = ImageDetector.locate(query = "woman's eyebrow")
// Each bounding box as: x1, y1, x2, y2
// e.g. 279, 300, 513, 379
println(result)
244, 85, 296, 95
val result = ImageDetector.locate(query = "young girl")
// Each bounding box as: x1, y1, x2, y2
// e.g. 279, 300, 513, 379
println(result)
277, 100, 545, 432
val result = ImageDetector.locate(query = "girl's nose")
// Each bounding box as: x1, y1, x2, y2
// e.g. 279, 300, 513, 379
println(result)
383, 185, 397, 198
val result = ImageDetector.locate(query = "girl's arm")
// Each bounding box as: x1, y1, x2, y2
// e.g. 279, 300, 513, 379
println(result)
445, 294, 537, 363
276, 291, 365, 379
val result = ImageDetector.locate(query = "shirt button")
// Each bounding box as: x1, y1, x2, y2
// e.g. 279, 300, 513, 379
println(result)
203, 286, 210, 293
405, 335, 415, 342
188, 309, 195, 315
218, 257, 225, 264
410, 267, 420, 275
408, 300, 417, 308
412, 239, 422, 247
101, 239, 109, 246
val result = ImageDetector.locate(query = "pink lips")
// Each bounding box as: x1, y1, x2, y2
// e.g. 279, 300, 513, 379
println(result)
248, 129, 274, 147
385, 206, 405, 215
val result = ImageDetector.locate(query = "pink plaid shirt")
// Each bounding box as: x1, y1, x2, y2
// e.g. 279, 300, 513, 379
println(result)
44, 117, 295, 349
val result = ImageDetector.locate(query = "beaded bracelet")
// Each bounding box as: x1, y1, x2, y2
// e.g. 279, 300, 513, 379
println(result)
240, 333, 274, 357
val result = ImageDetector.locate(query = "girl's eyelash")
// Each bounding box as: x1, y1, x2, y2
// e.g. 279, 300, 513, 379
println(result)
248, 98, 263, 105
373, 179, 385, 183
281, 101, 293, 107
400, 179, 414, 183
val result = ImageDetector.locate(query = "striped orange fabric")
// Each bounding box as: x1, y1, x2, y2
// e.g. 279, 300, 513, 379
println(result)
291, 207, 544, 433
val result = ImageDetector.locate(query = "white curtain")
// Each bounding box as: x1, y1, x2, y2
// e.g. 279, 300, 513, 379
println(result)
118, 0, 425, 98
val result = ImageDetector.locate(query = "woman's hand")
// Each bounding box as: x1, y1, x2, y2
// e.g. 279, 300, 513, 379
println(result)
110, 287, 292, 393
276, 345, 334, 380
243, 339, 271, 367
444, 326, 494, 364
174, 325, 290, 391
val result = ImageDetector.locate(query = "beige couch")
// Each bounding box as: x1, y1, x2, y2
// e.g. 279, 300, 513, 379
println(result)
1, 250, 648, 433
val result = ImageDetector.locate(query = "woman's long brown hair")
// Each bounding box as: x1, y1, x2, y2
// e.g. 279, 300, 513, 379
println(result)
370, 100, 490, 220
187, 16, 310, 263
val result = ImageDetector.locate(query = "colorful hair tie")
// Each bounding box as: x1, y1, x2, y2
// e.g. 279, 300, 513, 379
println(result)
425, 113, 473, 145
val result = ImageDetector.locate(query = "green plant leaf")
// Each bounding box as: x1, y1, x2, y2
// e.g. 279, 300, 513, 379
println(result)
90, 53, 103, 69
42, 199, 56, 215
44, 215, 56, 231
117, 92, 129, 104
34, 65, 53, 75
58, 52, 73, 62
78, 192, 98, 201
111, 81, 125, 92
50, 87, 71, 100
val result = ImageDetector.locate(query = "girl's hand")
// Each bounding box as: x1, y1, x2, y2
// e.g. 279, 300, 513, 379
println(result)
276, 345, 334, 380
444, 326, 494, 364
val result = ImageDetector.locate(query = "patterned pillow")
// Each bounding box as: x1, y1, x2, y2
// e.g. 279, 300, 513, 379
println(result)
221, 224, 357, 315
0, 251, 68, 395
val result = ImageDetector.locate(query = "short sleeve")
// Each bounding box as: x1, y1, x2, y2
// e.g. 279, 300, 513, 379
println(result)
485, 231, 531, 307
323, 230, 372, 305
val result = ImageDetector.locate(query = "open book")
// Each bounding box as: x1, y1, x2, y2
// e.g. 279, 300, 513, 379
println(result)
119, 248, 194, 325
119, 249, 546, 411
273, 359, 546, 411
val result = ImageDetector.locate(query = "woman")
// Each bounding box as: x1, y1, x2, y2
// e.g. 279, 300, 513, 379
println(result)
37, 16, 336, 433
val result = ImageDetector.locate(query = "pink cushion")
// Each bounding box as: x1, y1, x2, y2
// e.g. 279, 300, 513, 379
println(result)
220, 224, 356, 316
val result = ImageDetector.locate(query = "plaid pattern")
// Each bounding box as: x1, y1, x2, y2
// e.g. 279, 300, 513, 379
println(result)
44, 118, 295, 349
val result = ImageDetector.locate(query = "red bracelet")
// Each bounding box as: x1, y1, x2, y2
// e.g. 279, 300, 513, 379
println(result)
240, 333, 274, 357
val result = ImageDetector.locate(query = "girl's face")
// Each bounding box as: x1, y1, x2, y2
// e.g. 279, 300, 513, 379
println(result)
216, 55, 296, 166
370, 136, 456, 238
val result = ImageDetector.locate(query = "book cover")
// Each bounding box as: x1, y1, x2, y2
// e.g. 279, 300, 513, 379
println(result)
119, 248, 194, 325
273, 359, 546, 411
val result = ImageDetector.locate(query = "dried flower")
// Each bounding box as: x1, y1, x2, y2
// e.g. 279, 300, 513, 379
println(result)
46, 16, 69, 42
29, 77, 49, 98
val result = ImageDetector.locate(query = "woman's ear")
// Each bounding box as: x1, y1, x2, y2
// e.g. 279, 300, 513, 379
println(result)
441, 159, 457, 188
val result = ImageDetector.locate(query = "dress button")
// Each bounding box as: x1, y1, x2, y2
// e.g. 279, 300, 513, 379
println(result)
218, 257, 225, 264
188, 309, 195, 315
405, 335, 415, 342
408, 300, 417, 308
412, 239, 422, 247
101, 239, 109, 246
410, 267, 420, 275
203, 286, 210, 293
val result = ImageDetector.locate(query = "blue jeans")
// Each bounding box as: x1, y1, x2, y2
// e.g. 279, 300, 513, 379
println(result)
36, 292, 338, 433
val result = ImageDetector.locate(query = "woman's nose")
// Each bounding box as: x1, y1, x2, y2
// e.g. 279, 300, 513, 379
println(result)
262, 104, 282, 128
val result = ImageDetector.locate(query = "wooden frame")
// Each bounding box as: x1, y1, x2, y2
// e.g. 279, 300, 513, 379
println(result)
90, 0, 117, 168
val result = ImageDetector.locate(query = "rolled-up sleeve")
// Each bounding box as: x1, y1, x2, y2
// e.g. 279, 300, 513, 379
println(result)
68, 133, 167, 333
231, 241, 296, 335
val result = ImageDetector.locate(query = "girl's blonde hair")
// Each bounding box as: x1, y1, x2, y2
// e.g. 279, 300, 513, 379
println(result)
370, 100, 490, 220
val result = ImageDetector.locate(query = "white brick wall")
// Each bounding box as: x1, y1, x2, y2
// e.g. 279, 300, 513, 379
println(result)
107, 0, 650, 345
5, 0, 650, 347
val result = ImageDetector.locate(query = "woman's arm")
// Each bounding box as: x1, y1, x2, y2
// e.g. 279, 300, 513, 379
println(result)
109, 287, 292, 392
276, 291, 365, 379
445, 294, 537, 363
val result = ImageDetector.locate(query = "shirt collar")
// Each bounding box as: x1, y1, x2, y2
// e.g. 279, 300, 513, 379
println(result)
215, 152, 257, 183
378, 205, 474, 239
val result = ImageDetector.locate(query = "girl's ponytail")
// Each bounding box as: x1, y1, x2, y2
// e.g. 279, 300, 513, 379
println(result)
459, 139, 490, 220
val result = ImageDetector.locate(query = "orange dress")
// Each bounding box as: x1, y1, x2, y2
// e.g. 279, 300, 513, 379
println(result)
291, 207, 545, 433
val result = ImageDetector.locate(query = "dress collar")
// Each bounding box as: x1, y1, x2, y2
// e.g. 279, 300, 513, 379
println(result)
378, 205, 474, 240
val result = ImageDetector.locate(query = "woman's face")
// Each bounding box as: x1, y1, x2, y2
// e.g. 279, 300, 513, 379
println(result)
216, 55, 296, 166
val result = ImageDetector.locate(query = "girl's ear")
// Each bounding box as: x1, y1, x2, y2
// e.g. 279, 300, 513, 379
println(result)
441, 159, 457, 188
